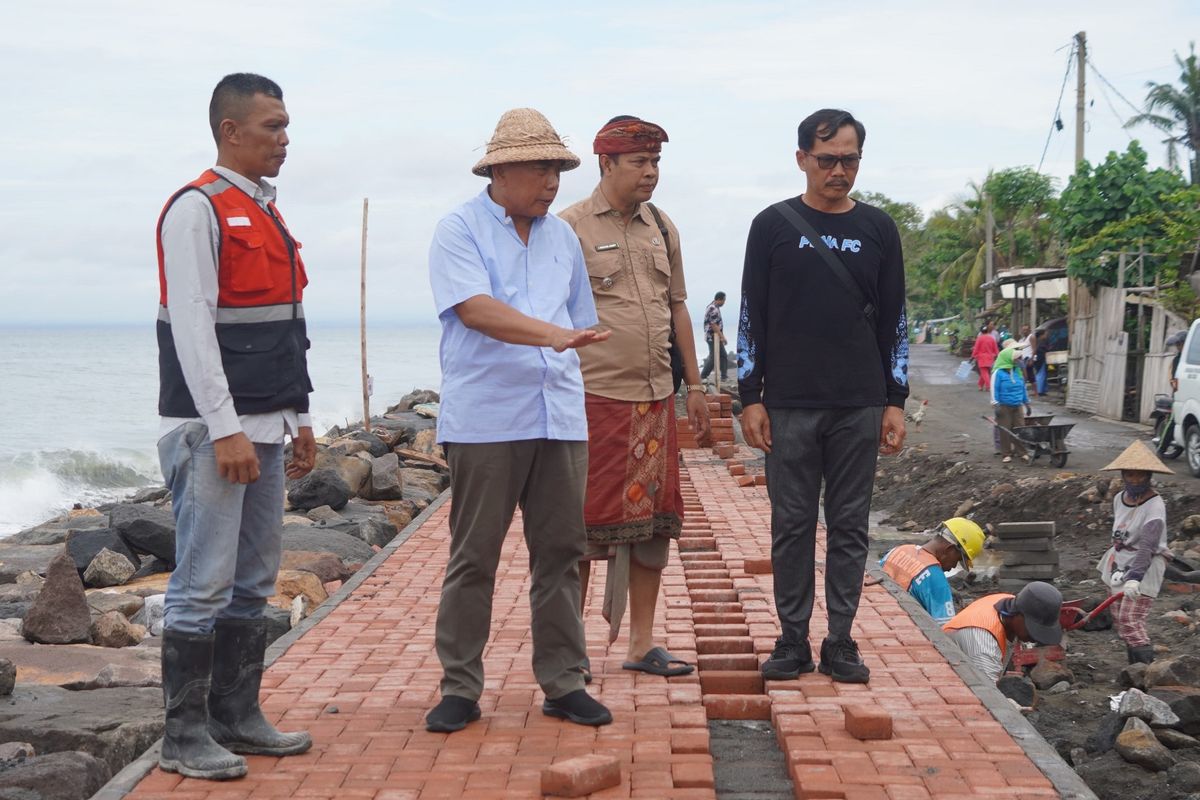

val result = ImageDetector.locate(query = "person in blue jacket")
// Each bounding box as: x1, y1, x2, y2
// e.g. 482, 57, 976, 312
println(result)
991, 346, 1031, 463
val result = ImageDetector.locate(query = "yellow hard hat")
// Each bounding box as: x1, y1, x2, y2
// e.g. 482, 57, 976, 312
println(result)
940, 517, 985, 568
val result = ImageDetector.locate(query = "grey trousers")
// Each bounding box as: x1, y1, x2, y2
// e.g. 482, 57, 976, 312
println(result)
436, 439, 589, 702
764, 406, 883, 643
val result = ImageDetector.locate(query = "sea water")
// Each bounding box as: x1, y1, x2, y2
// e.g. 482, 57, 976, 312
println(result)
0, 324, 443, 535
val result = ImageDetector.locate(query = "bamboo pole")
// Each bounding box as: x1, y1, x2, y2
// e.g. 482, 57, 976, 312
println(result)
360, 198, 371, 433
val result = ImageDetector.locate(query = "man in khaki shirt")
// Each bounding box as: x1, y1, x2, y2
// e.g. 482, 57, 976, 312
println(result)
560, 115, 711, 678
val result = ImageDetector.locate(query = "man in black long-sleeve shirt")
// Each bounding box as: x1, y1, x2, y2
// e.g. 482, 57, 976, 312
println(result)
737, 109, 908, 684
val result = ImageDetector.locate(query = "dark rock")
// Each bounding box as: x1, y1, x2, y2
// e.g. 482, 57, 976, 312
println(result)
82, 548, 137, 588
311, 451, 370, 496
21, 552, 91, 644
281, 523, 376, 565
129, 486, 169, 504
365, 453, 404, 501
401, 467, 447, 495
307, 505, 345, 524
997, 675, 1036, 707
389, 389, 440, 413
279, 551, 353, 584
89, 611, 145, 648
1150, 687, 1200, 735
0, 546, 63, 584
6, 514, 109, 546
1086, 711, 1125, 754
0, 750, 111, 800
1168, 760, 1200, 792
347, 431, 390, 458
0, 602, 32, 620
1030, 658, 1073, 690
351, 517, 398, 548
129, 556, 172, 581
1115, 717, 1175, 771
0, 659, 13, 696
1156, 728, 1200, 749
107, 503, 176, 563
0, 686, 162, 775
1145, 655, 1200, 690
1120, 663, 1150, 690
287, 468, 352, 511
1120, 687, 1182, 726
64, 529, 136, 575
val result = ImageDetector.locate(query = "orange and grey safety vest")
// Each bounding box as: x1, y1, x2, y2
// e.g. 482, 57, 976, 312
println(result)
881, 544, 942, 591
156, 169, 312, 418
942, 593, 1013, 660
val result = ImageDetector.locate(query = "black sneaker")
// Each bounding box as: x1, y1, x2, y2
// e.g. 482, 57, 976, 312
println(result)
761, 638, 815, 680
543, 689, 612, 726
818, 637, 870, 684
425, 696, 481, 732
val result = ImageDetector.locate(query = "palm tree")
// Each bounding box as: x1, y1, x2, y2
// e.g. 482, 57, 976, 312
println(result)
1126, 42, 1200, 185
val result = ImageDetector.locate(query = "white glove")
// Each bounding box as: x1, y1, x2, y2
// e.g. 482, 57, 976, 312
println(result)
1122, 580, 1141, 599
1111, 570, 1125, 585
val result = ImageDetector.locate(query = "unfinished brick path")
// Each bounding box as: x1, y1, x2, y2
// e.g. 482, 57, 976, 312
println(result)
124, 418, 1070, 799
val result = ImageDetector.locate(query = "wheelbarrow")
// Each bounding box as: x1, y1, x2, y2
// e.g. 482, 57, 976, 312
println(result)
983, 415, 1074, 468
1022, 414, 1054, 427
1009, 593, 1123, 668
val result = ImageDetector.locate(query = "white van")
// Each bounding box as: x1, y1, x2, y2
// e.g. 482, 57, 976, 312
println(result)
1172, 318, 1200, 475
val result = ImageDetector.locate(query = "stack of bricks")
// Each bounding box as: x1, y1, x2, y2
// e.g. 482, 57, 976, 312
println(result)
676, 393, 734, 451
994, 521, 1059, 593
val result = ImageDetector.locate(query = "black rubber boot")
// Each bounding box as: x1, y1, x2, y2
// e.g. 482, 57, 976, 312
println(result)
159, 629, 248, 780
1126, 644, 1135, 665
1130, 645, 1156, 665
209, 618, 313, 756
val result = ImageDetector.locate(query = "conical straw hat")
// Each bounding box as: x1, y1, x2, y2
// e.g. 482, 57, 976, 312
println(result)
472, 108, 580, 177
1100, 440, 1173, 474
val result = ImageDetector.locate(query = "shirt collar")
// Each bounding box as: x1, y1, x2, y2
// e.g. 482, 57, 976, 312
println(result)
477, 186, 544, 231
213, 166, 277, 207
584, 185, 652, 226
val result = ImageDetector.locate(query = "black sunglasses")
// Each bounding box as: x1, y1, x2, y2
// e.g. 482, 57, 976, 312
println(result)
807, 153, 862, 170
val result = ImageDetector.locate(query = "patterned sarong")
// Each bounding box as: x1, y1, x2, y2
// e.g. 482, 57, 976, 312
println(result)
583, 394, 683, 544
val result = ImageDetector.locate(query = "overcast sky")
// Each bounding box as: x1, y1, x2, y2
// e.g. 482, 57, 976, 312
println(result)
0, 0, 1195, 328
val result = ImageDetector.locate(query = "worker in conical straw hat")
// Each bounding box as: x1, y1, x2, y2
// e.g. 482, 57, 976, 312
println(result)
1097, 440, 1173, 664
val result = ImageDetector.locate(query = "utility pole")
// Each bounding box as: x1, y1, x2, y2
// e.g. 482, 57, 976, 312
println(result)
1074, 31, 1087, 172
985, 193, 995, 309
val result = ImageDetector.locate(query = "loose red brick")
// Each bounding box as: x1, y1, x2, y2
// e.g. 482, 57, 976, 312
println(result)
844, 705, 893, 740
699, 669, 764, 695
678, 536, 717, 551
671, 731, 710, 754
1166, 582, 1200, 594
695, 636, 755, 654
540, 754, 621, 797
704, 694, 771, 720
728, 463, 746, 476
697, 653, 759, 671
672, 761, 715, 789
754, 474, 768, 486
736, 475, 756, 487
743, 558, 773, 575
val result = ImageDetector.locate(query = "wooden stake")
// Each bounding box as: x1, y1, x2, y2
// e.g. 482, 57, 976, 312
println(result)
360, 198, 371, 433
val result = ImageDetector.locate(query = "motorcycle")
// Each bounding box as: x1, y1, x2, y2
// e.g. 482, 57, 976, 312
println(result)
1151, 393, 1184, 459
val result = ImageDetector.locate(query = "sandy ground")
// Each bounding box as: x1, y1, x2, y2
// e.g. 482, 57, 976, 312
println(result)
868, 343, 1200, 800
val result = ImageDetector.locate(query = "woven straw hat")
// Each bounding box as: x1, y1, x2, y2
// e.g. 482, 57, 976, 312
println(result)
1101, 440, 1173, 474
472, 108, 580, 177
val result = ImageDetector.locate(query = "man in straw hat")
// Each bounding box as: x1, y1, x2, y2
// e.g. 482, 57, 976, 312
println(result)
560, 115, 711, 680
942, 581, 1064, 683
425, 108, 613, 732
1098, 440, 1173, 664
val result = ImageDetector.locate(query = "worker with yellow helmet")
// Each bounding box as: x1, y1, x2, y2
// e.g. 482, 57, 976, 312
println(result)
879, 518, 985, 623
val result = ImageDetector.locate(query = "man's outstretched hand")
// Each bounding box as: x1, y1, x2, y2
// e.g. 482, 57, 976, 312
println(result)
879, 406, 906, 455
552, 328, 612, 352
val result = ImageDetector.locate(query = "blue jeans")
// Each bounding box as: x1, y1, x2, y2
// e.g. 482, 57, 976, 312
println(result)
1035, 363, 1048, 395
158, 422, 285, 634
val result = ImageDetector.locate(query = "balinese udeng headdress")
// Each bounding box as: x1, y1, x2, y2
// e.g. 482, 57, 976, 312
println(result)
593, 117, 669, 155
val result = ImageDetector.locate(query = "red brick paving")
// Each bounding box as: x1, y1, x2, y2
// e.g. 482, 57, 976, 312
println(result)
126, 413, 1065, 799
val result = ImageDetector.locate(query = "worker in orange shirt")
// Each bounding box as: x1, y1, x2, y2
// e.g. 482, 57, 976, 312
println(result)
943, 582, 1063, 683
880, 518, 984, 623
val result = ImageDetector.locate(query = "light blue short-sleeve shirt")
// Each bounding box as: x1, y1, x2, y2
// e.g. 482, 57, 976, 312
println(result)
429, 188, 599, 444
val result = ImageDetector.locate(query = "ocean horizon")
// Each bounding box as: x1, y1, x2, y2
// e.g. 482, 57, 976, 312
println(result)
0, 322, 445, 536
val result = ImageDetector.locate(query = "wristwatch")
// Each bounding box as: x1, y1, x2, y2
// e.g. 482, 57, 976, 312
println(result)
685, 384, 706, 393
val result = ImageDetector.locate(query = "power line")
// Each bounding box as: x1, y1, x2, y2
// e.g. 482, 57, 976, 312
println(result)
1086, 56, 1145, 116
1037, 42, 1076, 174
1090, 64, 1136, 141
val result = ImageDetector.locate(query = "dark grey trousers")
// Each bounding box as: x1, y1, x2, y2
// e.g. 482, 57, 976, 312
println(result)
764, 406, 883, 642
437, 440, 589, 702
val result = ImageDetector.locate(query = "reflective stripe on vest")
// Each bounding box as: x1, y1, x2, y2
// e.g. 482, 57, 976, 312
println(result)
942, 593, 1013, 660
881, 545, 942, 591
158, 303, 306, 325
